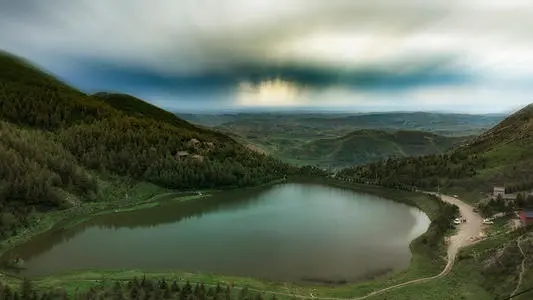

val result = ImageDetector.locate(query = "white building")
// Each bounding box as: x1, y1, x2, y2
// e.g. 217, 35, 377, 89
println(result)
493, 187, 505, 198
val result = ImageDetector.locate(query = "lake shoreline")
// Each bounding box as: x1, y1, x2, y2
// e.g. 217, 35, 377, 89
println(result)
0, 178, 289, 262
1, 178, 450, 298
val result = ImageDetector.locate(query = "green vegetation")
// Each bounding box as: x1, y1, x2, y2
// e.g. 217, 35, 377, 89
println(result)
0, 276, 275, 300
283, 130, 468, 168
356, 227, 533, 300
0, 180, 170, 256
0, 51, 307, 244
337, 104, 533, 197
179, 112, 499, 169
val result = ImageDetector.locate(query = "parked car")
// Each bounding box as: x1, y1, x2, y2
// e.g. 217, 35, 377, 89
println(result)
454, 218, 462, 225
483, 219, 494, 225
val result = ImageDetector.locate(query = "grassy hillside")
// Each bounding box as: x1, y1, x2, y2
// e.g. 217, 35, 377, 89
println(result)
0, 51, 297, 240
178, 111, 503, 169
281, 129, 469, 168
337, 104, 533, 197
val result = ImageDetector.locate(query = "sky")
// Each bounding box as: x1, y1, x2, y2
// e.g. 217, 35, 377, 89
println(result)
1, 0, 533, 113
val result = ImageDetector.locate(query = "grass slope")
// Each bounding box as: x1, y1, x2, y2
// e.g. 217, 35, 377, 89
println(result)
179, 112, 501, 168
282, 130, 469, 168
338, 104, 533, 198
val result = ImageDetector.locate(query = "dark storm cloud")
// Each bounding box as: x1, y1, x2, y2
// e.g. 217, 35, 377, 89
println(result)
64, 54, 469, 95
1, 0, 533, 112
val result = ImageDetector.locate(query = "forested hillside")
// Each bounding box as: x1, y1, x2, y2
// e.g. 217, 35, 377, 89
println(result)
282, 129, 469, 168
0, 51, 296, 240
337, 104, 533, 195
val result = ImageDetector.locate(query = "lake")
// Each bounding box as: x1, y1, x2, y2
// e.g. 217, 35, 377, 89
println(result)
1, 183, 430, 283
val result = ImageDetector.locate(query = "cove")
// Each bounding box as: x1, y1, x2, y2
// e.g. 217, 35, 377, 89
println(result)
1, 183, 430, 283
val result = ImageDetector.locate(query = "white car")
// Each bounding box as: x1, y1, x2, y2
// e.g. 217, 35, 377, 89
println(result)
483, 219, 494, 225
453, 218, 462, 225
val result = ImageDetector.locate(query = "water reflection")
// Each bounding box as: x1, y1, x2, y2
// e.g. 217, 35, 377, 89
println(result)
1, 183, 430, 283
2, 188, 267, 263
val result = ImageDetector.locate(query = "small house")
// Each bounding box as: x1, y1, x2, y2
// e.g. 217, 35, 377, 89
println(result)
519, 208, 533, 226
493, 186, 505, 198
176, 151, 189, 159
188, 138, 201, 148
191, 154, 204, 162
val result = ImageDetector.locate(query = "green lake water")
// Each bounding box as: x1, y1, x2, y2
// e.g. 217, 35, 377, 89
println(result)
2, 183, 430, 283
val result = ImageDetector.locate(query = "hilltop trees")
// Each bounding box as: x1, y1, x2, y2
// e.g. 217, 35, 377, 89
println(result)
337, 153, 485, 191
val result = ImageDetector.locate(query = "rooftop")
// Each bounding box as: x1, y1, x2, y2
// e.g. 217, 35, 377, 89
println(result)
522, 211, 533, 218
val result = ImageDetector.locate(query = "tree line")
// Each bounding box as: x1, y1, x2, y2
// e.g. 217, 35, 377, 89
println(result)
0, 277, 278, 300
336, 153, 486, 191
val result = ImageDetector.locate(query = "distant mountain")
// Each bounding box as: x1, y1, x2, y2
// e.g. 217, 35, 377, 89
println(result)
338, 104, 533, 195
178, 112, 505, 137
282, 130, 470, 169
177, 111, 505, 169
177, 113, 242, 127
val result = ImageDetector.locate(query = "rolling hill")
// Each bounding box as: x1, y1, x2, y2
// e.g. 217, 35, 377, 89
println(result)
0, 51, 295, 239
178, 111, 504, 168
178, 111, 505, 138
281, 130, 470, 169
337, 104, 533, 197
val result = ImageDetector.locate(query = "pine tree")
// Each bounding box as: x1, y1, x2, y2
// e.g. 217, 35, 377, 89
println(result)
20, 278, 32, 300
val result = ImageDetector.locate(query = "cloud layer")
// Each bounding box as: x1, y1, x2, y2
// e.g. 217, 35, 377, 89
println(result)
1, 0, 533, 112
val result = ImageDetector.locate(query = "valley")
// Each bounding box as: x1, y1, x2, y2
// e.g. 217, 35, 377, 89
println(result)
177, 112, 503, 169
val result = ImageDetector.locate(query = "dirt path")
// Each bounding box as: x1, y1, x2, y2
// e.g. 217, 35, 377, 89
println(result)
342, 193, 485, 299
432, 193, 485, 265
510, 234, 528, 298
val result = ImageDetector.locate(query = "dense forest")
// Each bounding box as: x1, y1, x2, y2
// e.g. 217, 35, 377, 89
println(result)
336, 152, 486, 191
0, 51, 325, 241
0, 277, 274, 300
